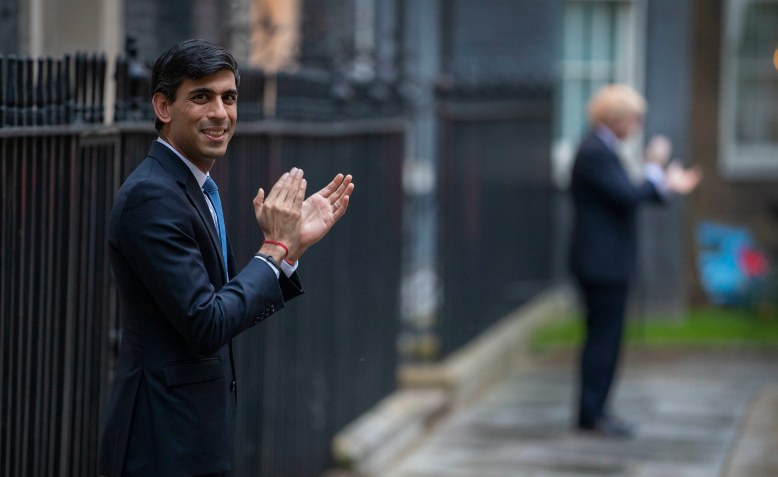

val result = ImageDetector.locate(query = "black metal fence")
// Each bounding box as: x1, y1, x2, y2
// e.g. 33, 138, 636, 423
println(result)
1, 128, 118, 477
2, 126, 404, 477
0, 50, 406, 476
1, 50, 555, 476
0, 54, 107, 127
436, 84, 556, 356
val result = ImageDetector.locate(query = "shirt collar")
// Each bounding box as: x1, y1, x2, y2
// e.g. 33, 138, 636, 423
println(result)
594, 124, 620, 152
156, 137, 209, 188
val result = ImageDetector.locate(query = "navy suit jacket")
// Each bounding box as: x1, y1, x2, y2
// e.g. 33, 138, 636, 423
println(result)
98, 141, 303, 476
568, 131, 664, 284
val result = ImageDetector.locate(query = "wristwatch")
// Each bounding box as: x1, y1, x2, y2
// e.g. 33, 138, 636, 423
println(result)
255, 252, 281, 274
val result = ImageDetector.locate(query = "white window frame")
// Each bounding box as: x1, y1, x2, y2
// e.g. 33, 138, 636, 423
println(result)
720, 0, 778, 179
552, 0, 647, 188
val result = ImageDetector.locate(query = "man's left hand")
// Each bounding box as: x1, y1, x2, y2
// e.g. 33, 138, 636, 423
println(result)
665, 163, 702, 195
288, 173, 354, 261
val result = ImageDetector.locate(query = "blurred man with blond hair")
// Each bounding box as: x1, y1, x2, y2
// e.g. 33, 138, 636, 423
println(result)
568, 83, 700, 438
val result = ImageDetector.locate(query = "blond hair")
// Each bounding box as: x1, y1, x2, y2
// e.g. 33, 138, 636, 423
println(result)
587, 84, 646, 126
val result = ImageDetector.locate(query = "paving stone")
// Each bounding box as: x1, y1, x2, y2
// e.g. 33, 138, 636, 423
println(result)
383, 349, 778, 477
723, 384, 778, 476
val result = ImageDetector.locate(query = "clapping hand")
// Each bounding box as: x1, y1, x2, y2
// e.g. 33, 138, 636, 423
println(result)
253, 169, 354, 263
643, 134, 702, 195
253, 167, 306, 261
665, 162, 702, 195
644, 135, 673, 166
292, 173, 354, 261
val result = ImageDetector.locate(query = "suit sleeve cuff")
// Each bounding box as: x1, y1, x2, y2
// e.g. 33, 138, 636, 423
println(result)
643, 163, 669, 197
254, 255, 299, 279
253, 255, 280, 279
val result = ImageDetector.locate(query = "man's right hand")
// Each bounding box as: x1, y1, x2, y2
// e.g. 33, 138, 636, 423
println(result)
253, 167, 306, 262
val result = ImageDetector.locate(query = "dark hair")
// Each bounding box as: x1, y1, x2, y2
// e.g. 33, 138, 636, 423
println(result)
150, 39, 240, 131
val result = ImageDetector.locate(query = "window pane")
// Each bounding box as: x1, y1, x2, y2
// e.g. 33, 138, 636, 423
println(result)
561, 78, 586, 139
590, 4, 615, 62
558, 1, 626, 142
735, 2, 778, 145
564, 4, 586, 62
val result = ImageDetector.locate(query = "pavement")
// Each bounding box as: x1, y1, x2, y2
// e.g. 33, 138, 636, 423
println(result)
380, 347, 778, 477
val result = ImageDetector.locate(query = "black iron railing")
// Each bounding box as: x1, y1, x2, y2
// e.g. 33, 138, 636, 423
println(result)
0, 53, 107, 127
1, 129, 118, 477
1, 119, 406, 477
436, 83, 556, 356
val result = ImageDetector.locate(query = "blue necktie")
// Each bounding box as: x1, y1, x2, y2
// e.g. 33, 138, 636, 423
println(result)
202, 176, 229, 275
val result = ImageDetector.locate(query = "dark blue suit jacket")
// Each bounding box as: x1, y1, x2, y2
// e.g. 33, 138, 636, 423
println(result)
568, 131, 664, 284
98, 141, 303, 476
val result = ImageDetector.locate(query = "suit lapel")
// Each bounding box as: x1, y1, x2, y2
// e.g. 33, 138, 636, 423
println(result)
148, 141, 228, 282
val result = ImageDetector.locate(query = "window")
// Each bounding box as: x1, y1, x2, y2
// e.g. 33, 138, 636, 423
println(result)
721, 0, 778, 178
553, 0, 645, 187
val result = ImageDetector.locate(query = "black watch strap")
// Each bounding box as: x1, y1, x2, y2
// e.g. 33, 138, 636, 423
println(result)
255, 253, 281, 274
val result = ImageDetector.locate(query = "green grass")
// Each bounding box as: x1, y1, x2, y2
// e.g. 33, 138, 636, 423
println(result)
530, 306, 778, 351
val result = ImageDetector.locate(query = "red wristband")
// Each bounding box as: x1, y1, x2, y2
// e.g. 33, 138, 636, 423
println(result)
284, 258, 295, 265
263, 240, 289, 258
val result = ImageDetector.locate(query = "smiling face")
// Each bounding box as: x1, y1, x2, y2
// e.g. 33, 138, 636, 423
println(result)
152, 69, 238, 173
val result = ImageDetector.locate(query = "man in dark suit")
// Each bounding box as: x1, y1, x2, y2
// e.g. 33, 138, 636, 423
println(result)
569, 84, 699, 438
98, 39, 354, 476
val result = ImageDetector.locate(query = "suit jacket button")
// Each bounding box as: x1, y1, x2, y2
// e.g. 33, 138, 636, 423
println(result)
231, 380, 237, 392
